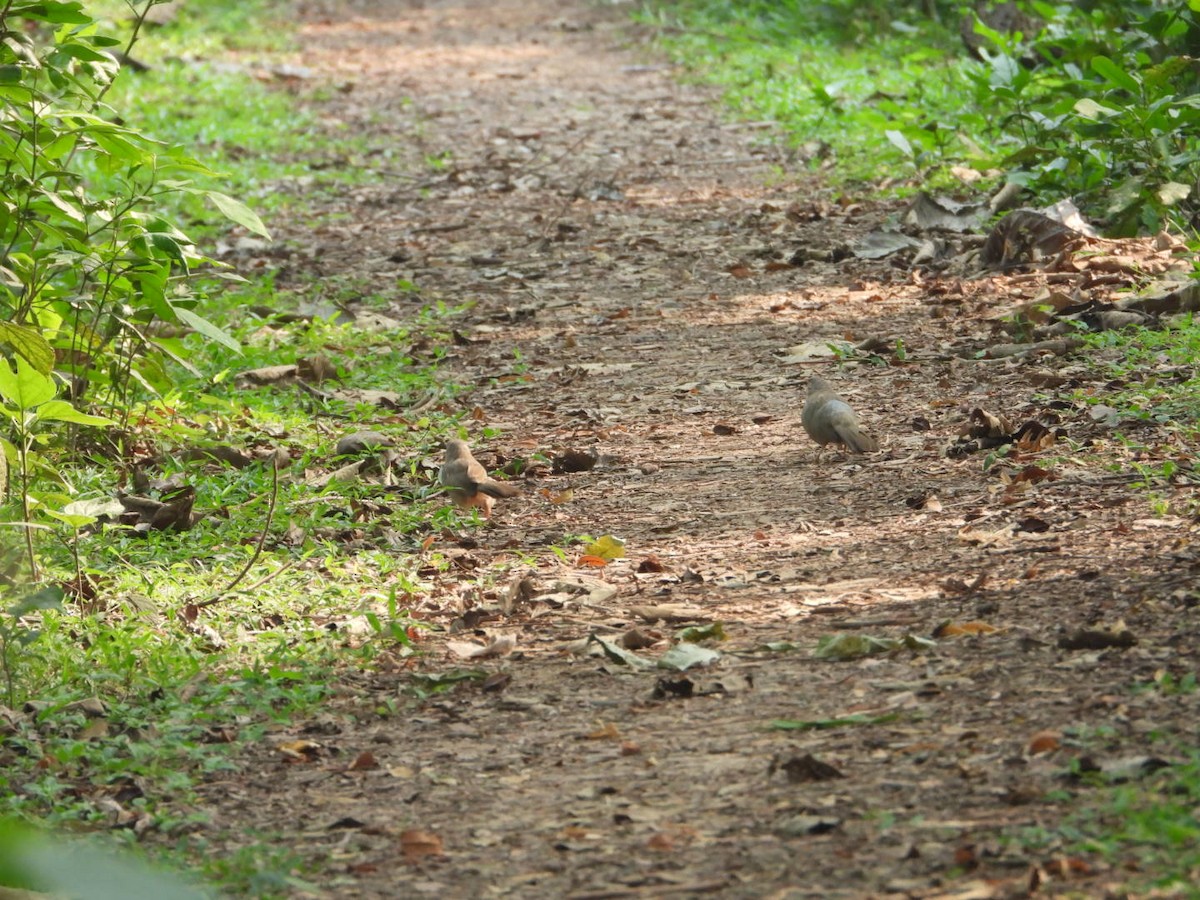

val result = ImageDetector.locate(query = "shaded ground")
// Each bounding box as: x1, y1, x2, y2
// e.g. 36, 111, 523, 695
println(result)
197, 1, 1200, 896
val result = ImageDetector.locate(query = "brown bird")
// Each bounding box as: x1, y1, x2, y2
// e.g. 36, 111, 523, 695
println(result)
802, 376, 879, 454
439, 439, 521, 517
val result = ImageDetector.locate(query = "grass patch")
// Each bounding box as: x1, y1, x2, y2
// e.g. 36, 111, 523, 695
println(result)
0, 3, 491, 895
639, 0, 1200, 234
638, 1, 992, 188
1016, 748, 1200, 896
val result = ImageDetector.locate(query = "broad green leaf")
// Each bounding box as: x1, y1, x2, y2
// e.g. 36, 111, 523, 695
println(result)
170, 306, 242, 354
884, 128, 913, 158
0, 354, 55, 410
587, 635, 653, 668
90, 128, 148, 163
9, 2, 91, 24
658, 642, 720, 671
148, 232, 188, 269
1107, 176, 1145, 215
53, 42, 112, 64
42, 508, 97, 528
0, 321, 54, 374
1158, 182, 1191, 205
815, 633, 897, 660
39, 188, 84, 223
205, 191, 271, 239
0, 817, 208, 900
1091, 56, 1141, 95
63, 497, 124, 519
1074, 97, 1119, 119
33, 399, 114, 427
40, 131, 76, 160
676, 622, 726, 643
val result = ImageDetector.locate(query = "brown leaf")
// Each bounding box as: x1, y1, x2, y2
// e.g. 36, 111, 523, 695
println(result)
277, 739, 322, 761
585, 723, 621, 741
933, 620, 999, 638
400, 828, 444, 863
773, 753, 845, 783
620, 628, 658, 650
236, 364, 299, 385
297, 354, 337, 383
637, 555, 666, 573
482, 672, 511, 693
551, 448, 597, 474
1057, 628, 1137, 651
1027, 730, 1062, 755
348, 751, 378, 771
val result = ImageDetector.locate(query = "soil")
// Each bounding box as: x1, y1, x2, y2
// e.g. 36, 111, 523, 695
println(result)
193, 1, 1200, 897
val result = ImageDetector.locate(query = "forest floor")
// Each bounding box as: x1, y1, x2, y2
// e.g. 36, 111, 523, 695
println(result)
195, 1, 1200, 896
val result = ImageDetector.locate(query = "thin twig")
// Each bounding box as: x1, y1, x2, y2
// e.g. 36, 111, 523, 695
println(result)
191, 459, 280, 611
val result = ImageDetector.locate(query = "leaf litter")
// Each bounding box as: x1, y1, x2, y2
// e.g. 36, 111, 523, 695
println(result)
171, 1, 1200, 897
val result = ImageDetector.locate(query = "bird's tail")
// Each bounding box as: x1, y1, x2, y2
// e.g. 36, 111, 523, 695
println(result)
840, 428, 879, 453
478, 480, 521, 499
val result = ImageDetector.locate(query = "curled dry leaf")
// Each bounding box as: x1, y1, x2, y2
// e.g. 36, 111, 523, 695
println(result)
771, 753, 845, 784
629, 604, 708, 624
348, 750, 378, 771
551, 448, 597, 474
637, 554, 666, 573
585, 722, 621, 741
1027, 730, 1062, 755
400, 828, 444, 863
621, 628, 658, 650
933, 620, 1000, 638
445, 632, 517, 660
296, 354, 338, 383
277, 739, 323, 761
1057, 627, 1137, 651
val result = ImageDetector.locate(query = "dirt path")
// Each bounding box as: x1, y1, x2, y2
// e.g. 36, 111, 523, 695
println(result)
199, 1, 1200, 896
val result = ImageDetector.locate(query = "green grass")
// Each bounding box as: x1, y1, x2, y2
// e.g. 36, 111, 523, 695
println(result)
638, 0, 1200, 234
1079, 315, 1200, 436
83, 0, 382, 232
1015, 748, 1200, 896
638, 0, 993, 189
0, 3, 491, 895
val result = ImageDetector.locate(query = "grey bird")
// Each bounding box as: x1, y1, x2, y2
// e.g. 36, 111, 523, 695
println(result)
439, 439, 521, 517
801, 376, 879, 454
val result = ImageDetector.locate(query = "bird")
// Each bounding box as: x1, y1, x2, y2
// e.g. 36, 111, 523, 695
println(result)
801, 376, 879, 455
439, 439, 521, 517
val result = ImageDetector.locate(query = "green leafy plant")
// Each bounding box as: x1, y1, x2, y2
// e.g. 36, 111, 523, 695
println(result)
0, 355, 112, 577
0, 572, 64, 708
0, 0, 268, 418
966, 2, 1200, 235
644, 0, 1200, 234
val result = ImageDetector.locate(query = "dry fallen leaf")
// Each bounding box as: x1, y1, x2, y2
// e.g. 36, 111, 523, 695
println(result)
348, 750, 378, 771
585, 722, 621, 741
277, 739, 322, 761
400, 828, 444, 863
1027, 730, 1062, 755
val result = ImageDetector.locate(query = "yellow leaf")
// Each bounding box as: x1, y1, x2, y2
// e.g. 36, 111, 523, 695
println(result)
584, 534, 625, 560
